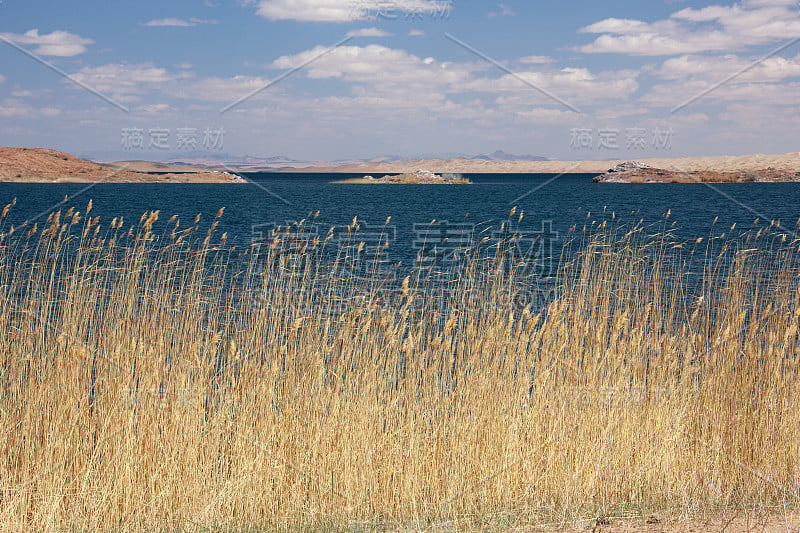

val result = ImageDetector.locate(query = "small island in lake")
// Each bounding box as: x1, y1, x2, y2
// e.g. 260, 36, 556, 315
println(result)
333, 169, 471, 184
594, 161, 800, 184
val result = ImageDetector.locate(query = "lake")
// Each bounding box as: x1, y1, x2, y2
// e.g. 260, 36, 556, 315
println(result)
1, 173, 797, 271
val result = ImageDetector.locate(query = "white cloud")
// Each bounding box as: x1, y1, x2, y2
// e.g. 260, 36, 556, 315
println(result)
135, 103, 177, 115
514, 107, 576, 124
581, 18, 653, 35
636, 50, 800, 112
643, 77, 800, 108
174, 75, 275, 102
579, 1, 800, 55
465, 67, 640, 105
657, 52, 800, 82
518, 55, 555, 65
488, 3, 515, 18
0, 99, 62, 119
0, 29, 93, 57
346, 27, 392, 37
69, 64, 192, 102
0, 105, 34, 118
267, 43, 640, 116
719, 101, 800, 129
141, 18, 218, 27
15, 29, 797, 160
0, 75, 5, 84
409, 29, 425, 37
270, 44, 473, 86
253, 0, 451, 22
142, 18, 194, 27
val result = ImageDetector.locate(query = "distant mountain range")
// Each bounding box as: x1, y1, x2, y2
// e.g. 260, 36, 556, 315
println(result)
85, 150, 549, 169
169, 150, 550, 168
472, 150, 549, 162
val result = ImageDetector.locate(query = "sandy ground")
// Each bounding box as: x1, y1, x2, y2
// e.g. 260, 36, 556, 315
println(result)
6, 147, 800, 181
104, 160, 216, 173
357, 511, 800, 532
0, 147, 243, 183
272, 152, 800, 174
564, 512, 800, 533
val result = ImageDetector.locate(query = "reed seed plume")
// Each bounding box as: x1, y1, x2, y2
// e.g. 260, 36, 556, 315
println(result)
0, 206, 798, 531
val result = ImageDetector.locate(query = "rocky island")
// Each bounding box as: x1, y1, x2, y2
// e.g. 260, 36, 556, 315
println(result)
333, 169, 471, 184
594, 161, 800, 184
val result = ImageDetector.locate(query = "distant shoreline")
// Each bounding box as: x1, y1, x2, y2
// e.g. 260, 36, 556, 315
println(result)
225, 151, 800, 175
4, 146, 800, 182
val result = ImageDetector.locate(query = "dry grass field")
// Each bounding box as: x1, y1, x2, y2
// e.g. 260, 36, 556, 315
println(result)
0, 201, 799, 531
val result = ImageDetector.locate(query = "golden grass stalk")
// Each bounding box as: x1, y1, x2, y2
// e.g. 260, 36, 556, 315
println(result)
0, 206, 798, 531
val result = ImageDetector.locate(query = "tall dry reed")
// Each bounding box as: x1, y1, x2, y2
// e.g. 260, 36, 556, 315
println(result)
0, 202, 798, 531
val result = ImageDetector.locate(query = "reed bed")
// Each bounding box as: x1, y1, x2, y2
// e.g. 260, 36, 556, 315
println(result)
0, 201, 799, 532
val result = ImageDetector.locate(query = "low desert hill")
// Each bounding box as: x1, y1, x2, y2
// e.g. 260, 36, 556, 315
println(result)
0, 147, 242, 183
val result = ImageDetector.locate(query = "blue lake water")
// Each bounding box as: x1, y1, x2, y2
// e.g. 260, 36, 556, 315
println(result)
1, 173, 798, 269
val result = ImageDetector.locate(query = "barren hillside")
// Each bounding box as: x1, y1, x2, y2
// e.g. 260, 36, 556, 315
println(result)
0, 147, 242, 183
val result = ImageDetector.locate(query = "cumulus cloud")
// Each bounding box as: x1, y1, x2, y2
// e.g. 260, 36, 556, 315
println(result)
346, 27, 392, 37
174, 75, 276, 102
657, 52, 800, 82
0, 99, 61, 119
39, 107, 61, 117
488, 3, 515, 18
68, 64, 192, 102
0, 29, 94, 57
268, 43, 640, 115
253, 0, 451, 22
142, 18, 194, 27
579, 1, 800, 55
0, 104, 34, 118
633, 49, 800, 113
643, 76, 800, 109
464, 67, 640, 106
141, 18, 218, 27
518, 55, 555, 65
268, 44, 478, 103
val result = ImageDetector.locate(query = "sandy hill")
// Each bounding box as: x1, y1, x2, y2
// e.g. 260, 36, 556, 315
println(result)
0, 147, 241, 183
105, 160, 214, 173
271, 152, 800, 174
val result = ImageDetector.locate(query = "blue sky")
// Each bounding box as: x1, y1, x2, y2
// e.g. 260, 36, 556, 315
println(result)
0, 0, 799, 162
